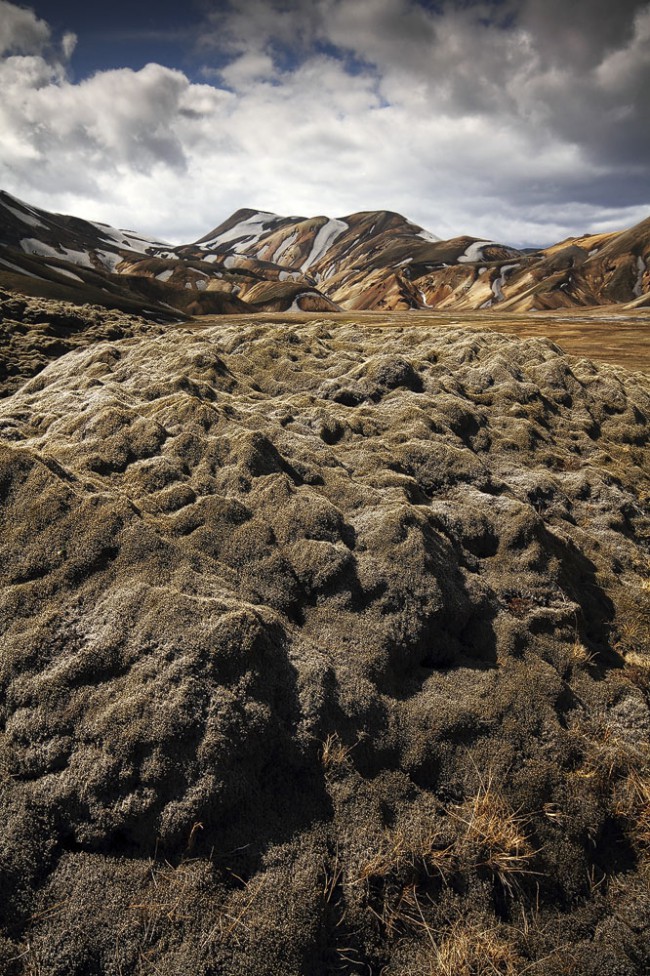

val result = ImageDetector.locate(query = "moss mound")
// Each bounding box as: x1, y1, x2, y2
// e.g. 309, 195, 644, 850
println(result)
0, 317, 649, 974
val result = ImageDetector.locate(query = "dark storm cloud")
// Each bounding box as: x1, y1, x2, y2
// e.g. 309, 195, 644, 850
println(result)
513, 0, 650, 168
518, 0, 646, 67
299, 0, 650, 177
201, 0, 650, 183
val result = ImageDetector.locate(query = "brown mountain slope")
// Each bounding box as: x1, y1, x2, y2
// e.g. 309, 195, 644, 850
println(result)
1, 190, 648, 315
185, 206, 649, 312
0, 193, 339, 316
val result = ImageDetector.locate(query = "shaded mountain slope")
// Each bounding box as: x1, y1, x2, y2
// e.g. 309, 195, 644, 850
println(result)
0, 190, 173, 269
1, 316, 649, 975
0, 193, 339, 317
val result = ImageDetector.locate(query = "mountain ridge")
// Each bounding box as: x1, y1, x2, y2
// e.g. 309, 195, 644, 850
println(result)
0, 190, 648, 317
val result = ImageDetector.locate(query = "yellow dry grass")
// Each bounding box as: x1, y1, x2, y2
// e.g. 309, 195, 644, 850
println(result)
352, 825, 456, 938
568, 640, 597, 668
427, 919, 523, 976
321, 732, 354, 768
451, 778, 535, 891
356, 827, 455, 886
614, 768, 650, 851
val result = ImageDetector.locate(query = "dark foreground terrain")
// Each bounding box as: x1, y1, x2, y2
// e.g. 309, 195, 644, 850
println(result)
0, 295, 649, 975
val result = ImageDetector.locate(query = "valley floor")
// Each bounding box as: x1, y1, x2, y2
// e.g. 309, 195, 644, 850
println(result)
190, 307, 650, 373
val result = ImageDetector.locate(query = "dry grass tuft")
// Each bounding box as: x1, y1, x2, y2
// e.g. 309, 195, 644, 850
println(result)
568, 640, 596, 668
623, 650, 650, 671
571, 714, 650, 858
356, 826, 455, 887
614, 577, 650, 663
320, 849, 344, 904
614, 768, 650, 852
409, 918, 524, 976
433, 921, 522, 976
451, 777, 535, 891
616, 619, 650, 657
353, 826, 456, 938
321, 732, 354, 769
571, 717, 650, 789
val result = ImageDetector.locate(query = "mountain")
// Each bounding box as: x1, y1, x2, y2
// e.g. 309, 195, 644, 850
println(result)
0, 193, 339, 317
0, 190, 648, 316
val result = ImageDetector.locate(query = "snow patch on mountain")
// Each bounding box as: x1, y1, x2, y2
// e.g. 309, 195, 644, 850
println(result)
458, 241, 494, 263
289, 292, 316, 310
21, 239, 94, 268
20, 238, 131, 273
300, 219, 348, 272
404, 217, 439, 243
202, 212, 281, 249
46, 265, 83, 282
491, 264, 519, 301
3, 203, 47, 230
122, 232, 172, 253
94, 250, 124, 272
90, 222, 171, 253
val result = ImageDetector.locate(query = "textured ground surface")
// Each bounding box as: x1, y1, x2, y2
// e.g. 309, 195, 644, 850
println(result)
0, 289, 168, 399
195, 308, 650, 374
0, 312, 649, 975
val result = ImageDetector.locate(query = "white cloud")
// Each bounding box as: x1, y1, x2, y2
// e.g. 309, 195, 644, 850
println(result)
217, 50, 277, 87
61, 31, 77, 61
0, 0, 648, 246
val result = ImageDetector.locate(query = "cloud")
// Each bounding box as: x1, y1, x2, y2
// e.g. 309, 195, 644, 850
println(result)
518, 0, 644, 68
0, 0, 648, 245
0, 0, 50, 55
0, 59, 192, 176
61, 31, 77, 61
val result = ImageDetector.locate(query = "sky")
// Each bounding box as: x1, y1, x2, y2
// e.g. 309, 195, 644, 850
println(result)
0, 0, 649, 247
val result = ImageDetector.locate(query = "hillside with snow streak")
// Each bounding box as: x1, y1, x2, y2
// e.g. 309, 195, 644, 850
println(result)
1, 190, 649, 314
